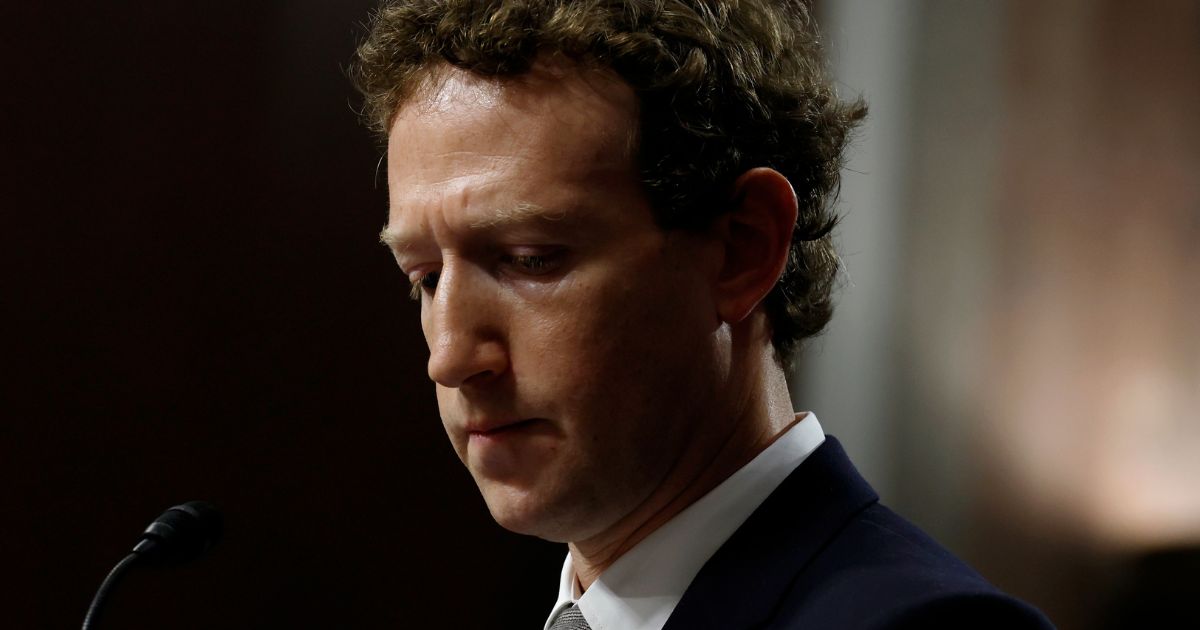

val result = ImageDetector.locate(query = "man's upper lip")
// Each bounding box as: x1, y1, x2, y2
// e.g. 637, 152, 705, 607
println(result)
466, 418, 533, 433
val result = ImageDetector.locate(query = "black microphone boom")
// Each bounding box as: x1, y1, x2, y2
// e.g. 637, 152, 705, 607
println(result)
82, 501, 223, 630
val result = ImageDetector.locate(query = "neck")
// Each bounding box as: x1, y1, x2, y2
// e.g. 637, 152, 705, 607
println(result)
567, 333, 796, 591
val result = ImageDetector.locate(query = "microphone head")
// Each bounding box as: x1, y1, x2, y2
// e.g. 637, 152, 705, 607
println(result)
132, 501, 223, 567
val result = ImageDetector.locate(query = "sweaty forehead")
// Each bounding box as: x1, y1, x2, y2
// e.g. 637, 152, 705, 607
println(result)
384, 62, 648, 235
385, 61, 640, 203
396, 58, 637, 134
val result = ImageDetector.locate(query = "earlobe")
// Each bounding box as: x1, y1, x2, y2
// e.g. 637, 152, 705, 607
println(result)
714, 168, 799, 324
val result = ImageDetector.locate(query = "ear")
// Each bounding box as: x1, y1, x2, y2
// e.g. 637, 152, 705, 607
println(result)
713, 167, 798, 324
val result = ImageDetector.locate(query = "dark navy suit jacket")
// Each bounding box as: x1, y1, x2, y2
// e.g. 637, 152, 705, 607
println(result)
662, 437, 1055, 629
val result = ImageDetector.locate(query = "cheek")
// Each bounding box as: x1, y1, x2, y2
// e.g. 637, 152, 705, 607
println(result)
435, 386, 468, 453
519, 277, 647, 365
509, 309, 605, 418
522, 271, 708, 406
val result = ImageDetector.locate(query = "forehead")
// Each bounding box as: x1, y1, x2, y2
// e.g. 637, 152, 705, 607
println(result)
384, 61, 641, 234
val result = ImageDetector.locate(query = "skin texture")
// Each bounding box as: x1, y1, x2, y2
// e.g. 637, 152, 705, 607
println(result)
382, 60, 800, 589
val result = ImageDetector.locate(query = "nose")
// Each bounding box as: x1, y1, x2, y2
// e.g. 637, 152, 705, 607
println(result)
423, 263, 509, 388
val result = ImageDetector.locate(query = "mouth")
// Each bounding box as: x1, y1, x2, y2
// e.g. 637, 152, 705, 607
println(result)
467, 418, 541, 437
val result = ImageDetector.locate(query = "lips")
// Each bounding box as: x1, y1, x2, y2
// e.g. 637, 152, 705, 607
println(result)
467, 418, 539, 435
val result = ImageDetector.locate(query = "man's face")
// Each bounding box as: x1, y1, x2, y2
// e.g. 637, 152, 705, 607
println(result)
383, 63, 726, 542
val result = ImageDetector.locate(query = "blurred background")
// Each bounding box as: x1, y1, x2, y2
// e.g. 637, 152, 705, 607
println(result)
799, 1, 1200, 628
3, 1, 1196, 628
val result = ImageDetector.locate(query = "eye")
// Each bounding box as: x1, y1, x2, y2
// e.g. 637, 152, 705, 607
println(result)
408, 271, 440, 301
504, 251, 562, 276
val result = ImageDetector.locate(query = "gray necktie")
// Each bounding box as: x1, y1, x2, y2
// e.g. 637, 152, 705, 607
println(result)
549, 603, 591, 630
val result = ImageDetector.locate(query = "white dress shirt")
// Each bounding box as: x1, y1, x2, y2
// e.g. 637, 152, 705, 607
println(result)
543, 412, 826, 630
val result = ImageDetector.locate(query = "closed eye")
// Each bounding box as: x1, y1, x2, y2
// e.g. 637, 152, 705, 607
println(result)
406, 249, 564, 301
503, 249, 566, 277
409, 271, 440, 301
507, 253, 554, 273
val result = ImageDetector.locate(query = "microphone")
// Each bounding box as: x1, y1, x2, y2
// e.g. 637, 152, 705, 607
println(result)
82, 501, 223, 630
132, 501, 223, 567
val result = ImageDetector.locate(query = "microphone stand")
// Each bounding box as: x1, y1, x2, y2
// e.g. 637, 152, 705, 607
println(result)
82, 553, 139, 630
81, 501, 221, 629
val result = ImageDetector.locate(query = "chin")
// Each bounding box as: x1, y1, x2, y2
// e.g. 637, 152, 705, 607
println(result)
479, 485, 581, 542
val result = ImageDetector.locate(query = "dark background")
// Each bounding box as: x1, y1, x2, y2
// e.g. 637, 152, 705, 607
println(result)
5, 2, 563, 627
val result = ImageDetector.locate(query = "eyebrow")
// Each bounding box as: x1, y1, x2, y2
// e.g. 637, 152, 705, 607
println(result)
378, 201, 572, 252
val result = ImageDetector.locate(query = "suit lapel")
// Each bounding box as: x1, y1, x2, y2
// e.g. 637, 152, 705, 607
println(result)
662, 437, 879, 630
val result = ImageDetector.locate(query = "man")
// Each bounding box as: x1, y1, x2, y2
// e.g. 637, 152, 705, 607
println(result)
356, 1, 1054, 628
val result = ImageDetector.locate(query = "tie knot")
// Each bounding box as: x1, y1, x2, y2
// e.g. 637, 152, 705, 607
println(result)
549, 602, 591, 630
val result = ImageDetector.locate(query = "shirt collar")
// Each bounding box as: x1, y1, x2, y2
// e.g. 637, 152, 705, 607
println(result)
544, 413, 826, 630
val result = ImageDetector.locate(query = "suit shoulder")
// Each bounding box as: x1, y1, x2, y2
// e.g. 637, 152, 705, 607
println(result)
809, 502, 992, 589
770, 504, 1054, 629
885, 592, 1056, 629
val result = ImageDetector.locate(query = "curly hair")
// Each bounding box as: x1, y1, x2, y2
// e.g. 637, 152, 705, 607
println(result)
352, 0, 865, 366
